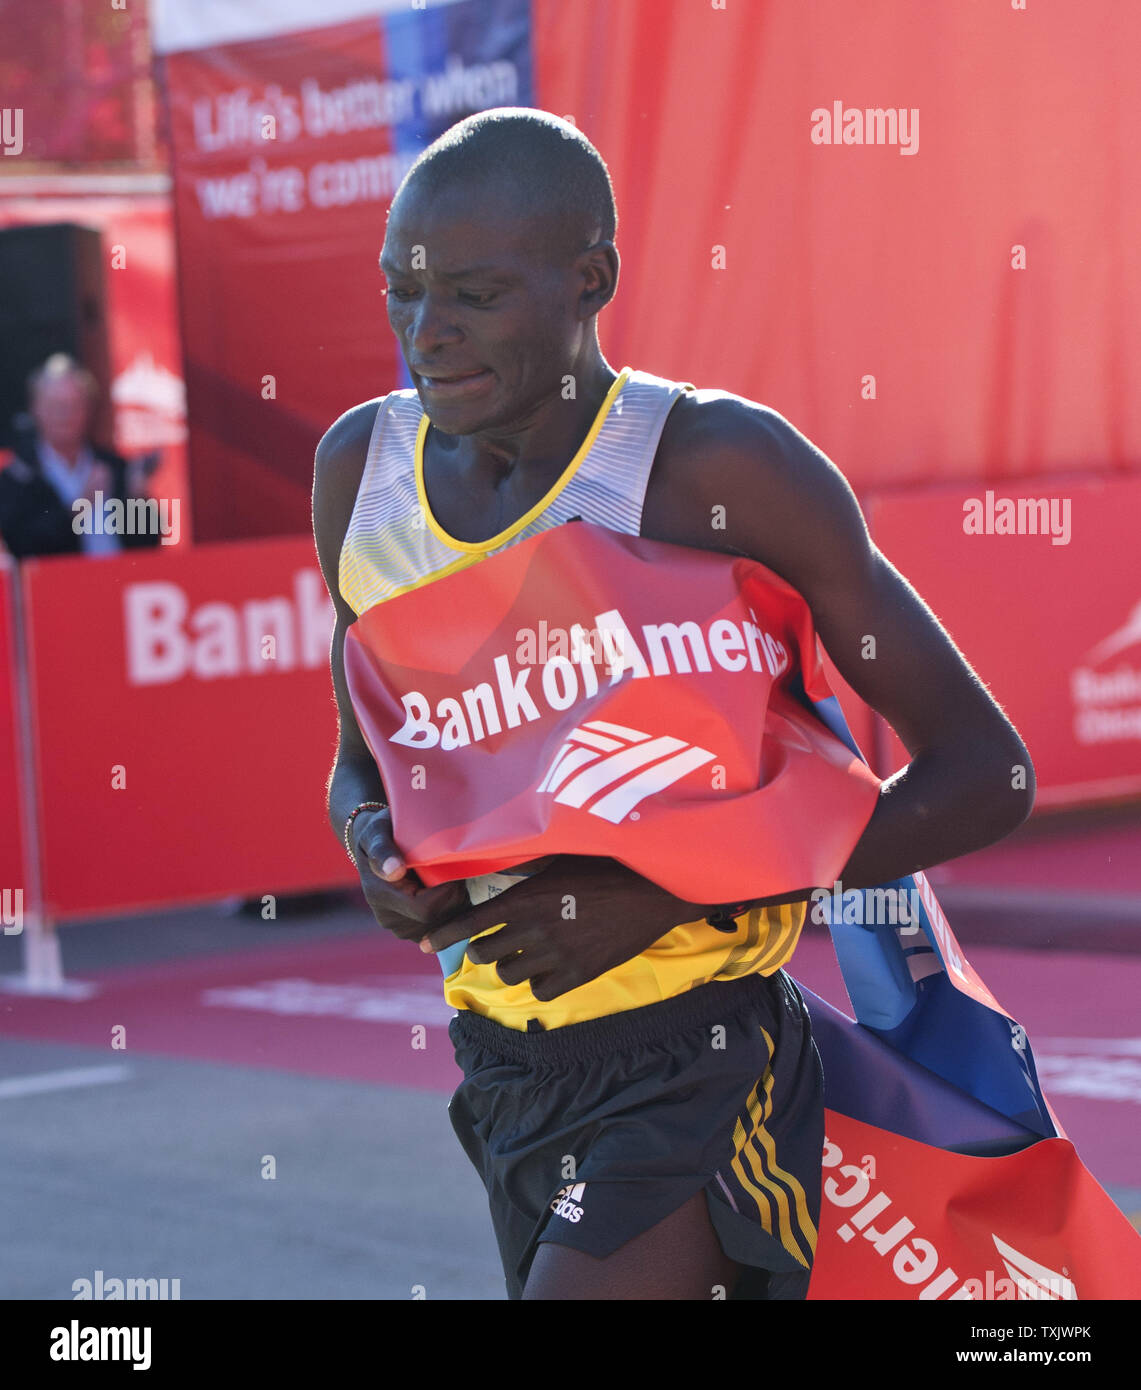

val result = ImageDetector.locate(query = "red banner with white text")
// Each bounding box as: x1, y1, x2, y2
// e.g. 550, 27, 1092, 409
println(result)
344, 521, 882, 902
808, 1110, 1141, 1301
868, 475, 1141, 805
158, 0, 532, 544
21, 539, 355, 918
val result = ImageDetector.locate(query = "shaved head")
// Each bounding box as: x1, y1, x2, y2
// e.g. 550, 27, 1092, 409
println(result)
380, 108, 621, 435
394, 107, 617, 263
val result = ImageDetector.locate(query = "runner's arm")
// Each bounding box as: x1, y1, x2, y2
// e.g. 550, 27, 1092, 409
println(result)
312, 401, 391, 849
312, 401, 469, 931
678, 397, 1036, 890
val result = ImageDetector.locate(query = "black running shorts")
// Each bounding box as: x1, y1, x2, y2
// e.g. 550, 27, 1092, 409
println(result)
447, 969, 825, 1300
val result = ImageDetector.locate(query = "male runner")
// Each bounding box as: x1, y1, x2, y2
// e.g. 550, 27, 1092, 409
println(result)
312, 108, 1034, 1300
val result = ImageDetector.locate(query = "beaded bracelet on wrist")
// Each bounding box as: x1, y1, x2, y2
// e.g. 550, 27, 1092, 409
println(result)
343, 801, 388, 867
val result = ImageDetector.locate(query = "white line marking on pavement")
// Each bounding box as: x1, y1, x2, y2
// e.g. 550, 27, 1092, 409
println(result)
0, 1065, 132, 1099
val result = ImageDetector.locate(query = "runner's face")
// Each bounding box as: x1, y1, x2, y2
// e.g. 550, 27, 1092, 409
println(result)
381, 175, 585, 434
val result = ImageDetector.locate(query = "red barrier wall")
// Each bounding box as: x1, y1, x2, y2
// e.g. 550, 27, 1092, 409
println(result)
868, 473, 1141, 805
21, 539, 356, 918
0, 560, 29, 903
4, 471, 1136, 923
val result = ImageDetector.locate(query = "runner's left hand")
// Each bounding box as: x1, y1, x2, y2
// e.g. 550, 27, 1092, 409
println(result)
419, 856, 714, 1000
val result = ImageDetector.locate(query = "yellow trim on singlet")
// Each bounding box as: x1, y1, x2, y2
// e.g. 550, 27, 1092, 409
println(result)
377, 549, 485, 603
414, 368, 631, 554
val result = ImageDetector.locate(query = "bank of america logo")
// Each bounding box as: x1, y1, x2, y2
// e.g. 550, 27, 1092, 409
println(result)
536, 719, 716, 823
992, 1234, 1078, 1300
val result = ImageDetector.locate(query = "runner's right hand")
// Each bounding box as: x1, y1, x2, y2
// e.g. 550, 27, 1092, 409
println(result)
351, 809, 470, 940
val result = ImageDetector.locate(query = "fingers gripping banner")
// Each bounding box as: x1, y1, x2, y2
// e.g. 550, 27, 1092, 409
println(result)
344, 519, 1141, 1298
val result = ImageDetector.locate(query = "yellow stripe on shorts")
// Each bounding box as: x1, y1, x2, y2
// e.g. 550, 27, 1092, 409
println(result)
730, 1026, 817, 1267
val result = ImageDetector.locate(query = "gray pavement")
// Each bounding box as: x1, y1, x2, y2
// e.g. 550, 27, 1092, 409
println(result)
2, 889, 1138, 1301
0, 1034, 503, 1300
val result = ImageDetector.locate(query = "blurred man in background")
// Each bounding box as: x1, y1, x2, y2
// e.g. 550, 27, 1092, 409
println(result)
0, 352, 159, 560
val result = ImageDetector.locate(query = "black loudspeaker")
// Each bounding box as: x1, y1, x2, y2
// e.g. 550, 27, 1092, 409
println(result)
0, 222, 113, 450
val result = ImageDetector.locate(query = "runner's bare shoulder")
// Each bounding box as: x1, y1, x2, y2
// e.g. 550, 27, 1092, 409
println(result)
312, 397, 386, 574
645, 386, 813, 556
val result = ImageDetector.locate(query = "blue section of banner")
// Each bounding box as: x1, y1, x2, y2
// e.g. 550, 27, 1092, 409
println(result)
380, 0, 534, 392
808, 693, 864, 758
804, 691, 1058, 1140
803, 985, 1038, 1155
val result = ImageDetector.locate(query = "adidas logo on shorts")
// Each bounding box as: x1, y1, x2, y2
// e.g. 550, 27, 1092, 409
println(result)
549, 1182, 586, 1223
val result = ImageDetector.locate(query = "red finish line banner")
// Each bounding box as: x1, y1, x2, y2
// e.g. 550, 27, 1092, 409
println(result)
0, 560, 28, 912
22, 539, 355, 919
345, 522, 882, 903
807, 1110, 1141, 1301
867, 474, 1141, 808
